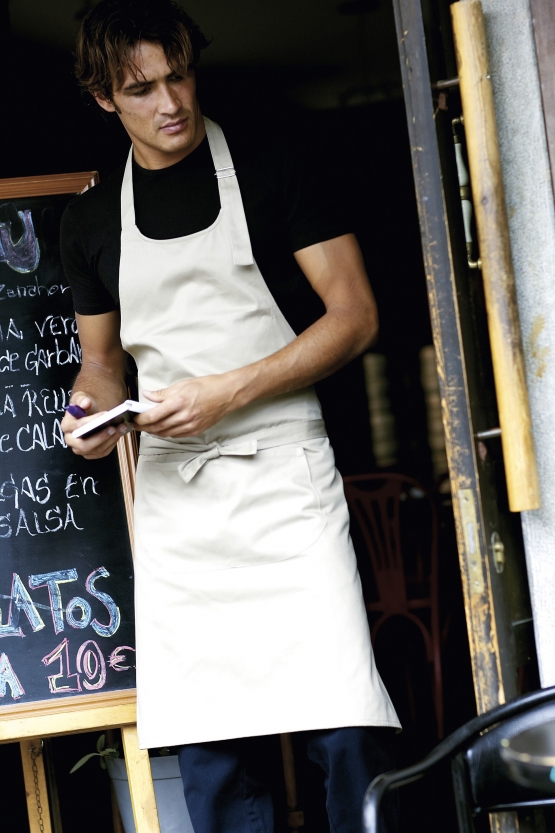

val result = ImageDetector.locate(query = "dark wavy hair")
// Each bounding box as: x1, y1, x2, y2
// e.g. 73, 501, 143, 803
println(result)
75, 0, 209, 98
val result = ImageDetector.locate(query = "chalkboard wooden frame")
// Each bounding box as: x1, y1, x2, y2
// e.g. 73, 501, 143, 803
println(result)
0, 173, 160, 833
0, 172, 99, 200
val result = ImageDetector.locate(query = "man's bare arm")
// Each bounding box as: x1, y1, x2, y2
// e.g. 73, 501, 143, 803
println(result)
136, 234, 377, 437
61, 310, 129, 458
244, 232, 377, 394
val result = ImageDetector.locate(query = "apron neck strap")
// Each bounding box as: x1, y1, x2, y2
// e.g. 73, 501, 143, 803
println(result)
120, 122, 255, 267
121, 145, 135, 231
204, 117, 254, 266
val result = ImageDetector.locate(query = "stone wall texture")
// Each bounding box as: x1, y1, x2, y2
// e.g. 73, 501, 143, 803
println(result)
479, 0, 555, 685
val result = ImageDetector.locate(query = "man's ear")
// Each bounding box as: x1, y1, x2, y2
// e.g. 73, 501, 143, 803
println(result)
91, 91, 120, 114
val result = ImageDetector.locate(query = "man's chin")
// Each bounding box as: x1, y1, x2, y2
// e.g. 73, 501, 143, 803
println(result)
131, 126, 201, 167
135, 138, 189, 164
158, 129, 197, 154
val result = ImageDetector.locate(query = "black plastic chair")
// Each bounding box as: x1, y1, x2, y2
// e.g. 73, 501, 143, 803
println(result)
363, 686, 555, 832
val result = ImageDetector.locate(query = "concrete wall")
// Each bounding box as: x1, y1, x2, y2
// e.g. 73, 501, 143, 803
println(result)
479, 0, 555, 685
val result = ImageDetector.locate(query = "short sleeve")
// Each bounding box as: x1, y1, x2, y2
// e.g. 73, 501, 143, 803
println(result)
281, 143, 354, 253
60, 201, 119, 316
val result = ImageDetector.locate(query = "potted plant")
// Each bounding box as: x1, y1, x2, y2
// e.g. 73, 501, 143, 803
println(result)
71, 734, 194, 833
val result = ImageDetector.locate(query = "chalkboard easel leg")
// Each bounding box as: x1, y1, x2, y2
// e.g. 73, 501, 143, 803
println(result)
20, 738, 54, 833
121, 724, 161, 833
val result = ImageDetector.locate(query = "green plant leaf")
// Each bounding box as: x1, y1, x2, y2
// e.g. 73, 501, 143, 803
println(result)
70, 737, 121, 774
70, 753, 100, 774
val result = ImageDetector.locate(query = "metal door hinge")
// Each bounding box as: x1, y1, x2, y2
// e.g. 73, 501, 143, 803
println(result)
458, 489, 485, 595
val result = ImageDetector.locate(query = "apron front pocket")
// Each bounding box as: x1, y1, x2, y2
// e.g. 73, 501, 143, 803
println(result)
135, 446, 327, 573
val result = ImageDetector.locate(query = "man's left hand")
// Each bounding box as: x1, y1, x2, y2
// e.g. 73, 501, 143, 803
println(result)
134, 374, 238, 437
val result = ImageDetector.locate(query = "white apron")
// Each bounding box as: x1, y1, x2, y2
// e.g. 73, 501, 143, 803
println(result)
119, 118, 400, 748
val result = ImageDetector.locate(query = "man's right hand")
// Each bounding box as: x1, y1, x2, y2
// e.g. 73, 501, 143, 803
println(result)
62, 392, 128, 460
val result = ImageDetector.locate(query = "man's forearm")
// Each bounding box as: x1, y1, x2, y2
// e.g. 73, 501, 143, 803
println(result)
222, 234, 379, 412
72, 361, 128, 414
224, 302, 377, 412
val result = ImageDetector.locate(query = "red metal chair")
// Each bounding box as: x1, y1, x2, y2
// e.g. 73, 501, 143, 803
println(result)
343, 473, 443, 738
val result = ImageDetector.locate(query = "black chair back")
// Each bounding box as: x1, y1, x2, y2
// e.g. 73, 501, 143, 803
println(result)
363, 687, 555, 833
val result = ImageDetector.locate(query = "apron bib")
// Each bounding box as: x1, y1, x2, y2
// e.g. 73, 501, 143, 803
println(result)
119, 118, 400, 747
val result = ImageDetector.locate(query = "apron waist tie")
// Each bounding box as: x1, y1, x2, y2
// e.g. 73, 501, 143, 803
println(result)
140, 419, 327, 484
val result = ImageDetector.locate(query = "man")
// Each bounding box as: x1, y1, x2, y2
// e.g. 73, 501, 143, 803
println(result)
61, 2, 400, 831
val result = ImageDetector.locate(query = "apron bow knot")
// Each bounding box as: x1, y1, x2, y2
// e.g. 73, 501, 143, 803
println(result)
177, 438, 258, 483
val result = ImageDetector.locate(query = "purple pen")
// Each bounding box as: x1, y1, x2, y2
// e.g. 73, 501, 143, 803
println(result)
65, 404, 88, 419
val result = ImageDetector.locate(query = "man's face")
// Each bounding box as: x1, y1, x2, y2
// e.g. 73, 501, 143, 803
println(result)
94, 40, 205, 169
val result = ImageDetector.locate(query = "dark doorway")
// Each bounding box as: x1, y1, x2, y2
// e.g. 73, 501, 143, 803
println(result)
1, 2, 475, 831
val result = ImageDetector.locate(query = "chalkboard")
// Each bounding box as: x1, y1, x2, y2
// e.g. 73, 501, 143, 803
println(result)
0, 174, 136, 711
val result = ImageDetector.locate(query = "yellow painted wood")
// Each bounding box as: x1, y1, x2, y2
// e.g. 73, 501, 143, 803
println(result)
20, 739, 53, 833
122, 725, 161, 833
0, 690, 137, 743
451, 0, 541, 512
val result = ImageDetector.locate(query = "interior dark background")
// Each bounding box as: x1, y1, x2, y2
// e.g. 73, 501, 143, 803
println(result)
0, 1, 475, 831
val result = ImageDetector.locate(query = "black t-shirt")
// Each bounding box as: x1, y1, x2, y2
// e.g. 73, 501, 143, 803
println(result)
60, 126, 352, 335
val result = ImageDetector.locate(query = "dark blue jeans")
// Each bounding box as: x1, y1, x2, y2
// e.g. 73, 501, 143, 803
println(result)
178, 727, 397, 833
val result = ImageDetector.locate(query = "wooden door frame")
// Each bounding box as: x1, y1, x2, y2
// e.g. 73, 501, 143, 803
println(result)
391, 0, 504, 715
